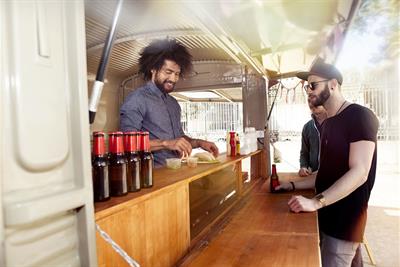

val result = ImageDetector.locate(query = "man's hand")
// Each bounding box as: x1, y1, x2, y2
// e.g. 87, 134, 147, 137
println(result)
275, 182, 293, 191
298, 167, 312, 177
198, 140, 219, 157
163, 137, 192, 157
288, 195, 321, 213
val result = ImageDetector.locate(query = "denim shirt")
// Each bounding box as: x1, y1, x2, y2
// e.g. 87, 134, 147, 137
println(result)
120, 82, 184, 167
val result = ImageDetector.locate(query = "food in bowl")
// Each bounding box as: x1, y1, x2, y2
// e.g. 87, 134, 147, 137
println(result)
194, 152, 216, 162
187, 157, 198, 168
166, 158, 181, 169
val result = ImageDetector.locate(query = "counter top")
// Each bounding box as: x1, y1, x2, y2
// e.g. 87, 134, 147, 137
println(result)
94, 150, 261, 219
180, 173, 320, 267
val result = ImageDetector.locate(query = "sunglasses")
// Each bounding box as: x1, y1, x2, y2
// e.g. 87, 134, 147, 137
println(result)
304, 79, 330, 91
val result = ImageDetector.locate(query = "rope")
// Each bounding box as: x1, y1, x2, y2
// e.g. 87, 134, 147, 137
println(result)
96, 224, 141, 267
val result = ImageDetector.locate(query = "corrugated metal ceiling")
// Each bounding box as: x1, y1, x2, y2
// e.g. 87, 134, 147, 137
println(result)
84, 0, 358, 101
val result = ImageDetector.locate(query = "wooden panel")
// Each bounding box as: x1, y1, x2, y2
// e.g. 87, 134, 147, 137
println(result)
189, 165, 238, 239
96, 184, 190, 267
251, 147, 268, 179
96, 204, 145, 267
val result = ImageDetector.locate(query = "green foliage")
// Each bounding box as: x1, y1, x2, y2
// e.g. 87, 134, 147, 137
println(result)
352, 0, 399, 61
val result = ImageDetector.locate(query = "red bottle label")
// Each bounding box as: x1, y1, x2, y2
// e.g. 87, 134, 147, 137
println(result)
124, 132, 138, 152
93, 132, 105, 156
109, 132, 124, 154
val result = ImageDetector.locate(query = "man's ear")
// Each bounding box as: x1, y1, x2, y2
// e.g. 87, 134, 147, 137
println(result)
150, 69, 156, 80
331, 79, 338, 89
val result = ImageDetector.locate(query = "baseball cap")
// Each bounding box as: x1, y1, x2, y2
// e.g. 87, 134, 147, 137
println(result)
296, 58, 343, 85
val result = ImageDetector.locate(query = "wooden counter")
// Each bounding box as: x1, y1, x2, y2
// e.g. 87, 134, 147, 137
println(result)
179, 173, 321, 267
94, 150, 320, 267
95, 150, 267, 267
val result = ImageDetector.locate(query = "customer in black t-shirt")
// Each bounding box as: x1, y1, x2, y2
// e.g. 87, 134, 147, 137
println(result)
276, 59, 378, 267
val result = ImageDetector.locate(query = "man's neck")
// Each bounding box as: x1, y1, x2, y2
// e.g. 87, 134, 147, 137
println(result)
324, 96, 346, 118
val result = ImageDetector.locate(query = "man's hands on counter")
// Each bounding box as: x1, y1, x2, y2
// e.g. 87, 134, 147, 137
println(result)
151, 136, 219, 158
162, 137, 192, 157
288, 195, 321, 213
275, 182, 293, 191
197, 140, 219, 157
298, 167, 312, 177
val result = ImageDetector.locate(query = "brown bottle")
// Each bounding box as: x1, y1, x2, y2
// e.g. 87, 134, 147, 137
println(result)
270, 164, 280, 193
108, 132, 128, 196
140, 132, 153, 188
124, 132, 141, 192
92, 132, 110, 202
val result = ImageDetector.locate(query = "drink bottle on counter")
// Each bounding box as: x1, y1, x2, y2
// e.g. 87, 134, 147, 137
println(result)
229, 131, 236, 156
92, 132, 110, 202
140, 132, 153, 188
108, 132, 128, 196
270, 164, 280, 193
235, 133, 240, 155
124, 132, 141, 192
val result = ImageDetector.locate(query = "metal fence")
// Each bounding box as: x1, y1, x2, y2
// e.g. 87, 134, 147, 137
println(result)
180, 102, 243, 141
341, 69, 399, 141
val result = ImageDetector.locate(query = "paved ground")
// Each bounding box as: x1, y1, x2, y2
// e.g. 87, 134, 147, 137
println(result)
273, 139, 400, 267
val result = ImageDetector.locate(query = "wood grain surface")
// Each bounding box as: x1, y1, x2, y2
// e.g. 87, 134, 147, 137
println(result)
180, 174, 321, 267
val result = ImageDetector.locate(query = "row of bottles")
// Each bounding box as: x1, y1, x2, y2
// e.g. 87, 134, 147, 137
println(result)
92, 131, 153, 202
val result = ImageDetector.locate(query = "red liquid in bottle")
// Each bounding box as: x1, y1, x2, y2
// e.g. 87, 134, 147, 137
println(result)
140, 132, 153, 188
92, 132, 110, 202
270, 164, 280, 193
108, 132, 128, 196
229, 131, 236, 156
124, 132, 141, 192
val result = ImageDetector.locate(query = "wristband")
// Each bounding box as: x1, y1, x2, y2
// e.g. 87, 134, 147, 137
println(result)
314, 193, 327, 207
290, 181, 295, 191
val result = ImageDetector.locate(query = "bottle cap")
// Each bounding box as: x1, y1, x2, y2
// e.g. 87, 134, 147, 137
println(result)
141, 132, 150, 152
93, 132, 105, 156
109, 132, 124, 154
124, 132, 138, 152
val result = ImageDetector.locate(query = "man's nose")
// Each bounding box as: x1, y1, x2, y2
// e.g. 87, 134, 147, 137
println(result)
168, 72, 179, 82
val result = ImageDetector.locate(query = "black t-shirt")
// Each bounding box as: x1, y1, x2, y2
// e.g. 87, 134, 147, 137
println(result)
316, 104, 378, 242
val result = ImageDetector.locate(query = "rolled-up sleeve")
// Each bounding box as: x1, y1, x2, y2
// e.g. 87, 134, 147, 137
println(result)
120, 92, 145, 131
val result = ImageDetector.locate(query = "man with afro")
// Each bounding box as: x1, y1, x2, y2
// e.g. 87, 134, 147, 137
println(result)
120, 39, 219, 167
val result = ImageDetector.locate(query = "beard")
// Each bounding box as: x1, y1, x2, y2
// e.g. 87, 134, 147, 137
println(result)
154, 75, 176, 94
309, 84, 330, 107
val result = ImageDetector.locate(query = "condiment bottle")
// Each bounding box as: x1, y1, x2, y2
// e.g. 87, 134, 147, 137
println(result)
235, 133, 240, 155
229, 131, 236, 156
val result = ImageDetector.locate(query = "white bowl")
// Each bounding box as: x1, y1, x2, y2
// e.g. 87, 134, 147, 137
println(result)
187, 157, 198, 168
166, 158, 181, 169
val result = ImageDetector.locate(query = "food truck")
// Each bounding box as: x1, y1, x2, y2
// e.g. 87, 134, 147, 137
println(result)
1, 0, 380, 266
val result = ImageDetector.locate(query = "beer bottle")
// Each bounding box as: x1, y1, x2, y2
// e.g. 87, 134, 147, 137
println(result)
270, 164, 280, 193
124, 132, 141, 192
108, 132, 128, 196
140, 132, 153, 188
92, 132, 110, 202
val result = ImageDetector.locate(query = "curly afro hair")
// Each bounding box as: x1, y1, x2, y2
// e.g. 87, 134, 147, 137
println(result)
139, 38, 193, 80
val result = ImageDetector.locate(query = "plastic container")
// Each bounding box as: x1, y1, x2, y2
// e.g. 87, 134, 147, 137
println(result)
166, 158, 181, 169
187, 157, 198, 168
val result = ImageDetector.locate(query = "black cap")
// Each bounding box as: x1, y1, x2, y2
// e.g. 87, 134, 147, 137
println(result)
296, 58, 343, 85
